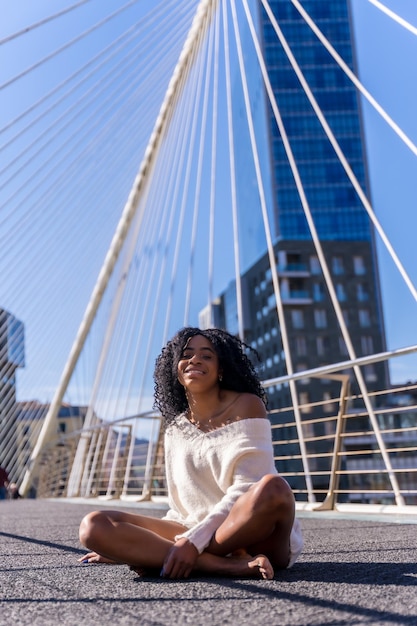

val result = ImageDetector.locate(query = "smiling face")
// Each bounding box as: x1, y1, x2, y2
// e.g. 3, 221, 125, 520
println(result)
177, 334, 220, 393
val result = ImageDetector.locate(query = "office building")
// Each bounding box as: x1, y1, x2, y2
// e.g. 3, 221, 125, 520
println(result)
0, 308, 25, 473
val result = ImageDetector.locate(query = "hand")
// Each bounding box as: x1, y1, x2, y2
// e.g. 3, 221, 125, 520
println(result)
161, 537, 199, 579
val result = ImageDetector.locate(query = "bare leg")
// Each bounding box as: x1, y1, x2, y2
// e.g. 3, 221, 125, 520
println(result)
79, 511, 186, 568
79, 510, 274, 578
207, 474, 295, 569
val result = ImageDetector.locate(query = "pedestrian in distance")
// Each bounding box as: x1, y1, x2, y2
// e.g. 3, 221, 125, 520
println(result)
0, 465, 10, 500
79, 327, 303, 579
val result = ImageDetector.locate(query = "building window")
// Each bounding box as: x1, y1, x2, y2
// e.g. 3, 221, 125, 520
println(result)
295, 336, 307, 356
310, 255, 321, 274
364, 364, 377, 382
316, 335, 329, 356
356, 283, 369, 302
313, 282, 325, 302
320, 371, 331, 384
336, 283, 346, 302
361, 336, 374, 354
296, 363, 309, 384
291, 309, 304, 329
299, 391, 311, 413
302, 419, 315, 439
353, 255, 366, 275
314, 309, 327, 328
323, 391, 335, 413
339, 336, 349, 356
332, 256, 344, 275
359, 309, 371, 327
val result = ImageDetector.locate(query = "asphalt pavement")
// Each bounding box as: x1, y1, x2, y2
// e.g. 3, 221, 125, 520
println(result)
0, 499, 416, 626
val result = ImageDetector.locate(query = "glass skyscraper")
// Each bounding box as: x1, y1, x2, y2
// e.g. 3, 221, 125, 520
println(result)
262, 0, 371, 242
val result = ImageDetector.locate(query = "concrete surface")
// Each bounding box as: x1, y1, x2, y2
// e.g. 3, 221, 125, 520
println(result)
0, 499, 416, 626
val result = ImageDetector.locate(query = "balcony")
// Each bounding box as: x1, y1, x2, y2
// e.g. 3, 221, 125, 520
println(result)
281, 289, 312, 305
277, 263, 310, 277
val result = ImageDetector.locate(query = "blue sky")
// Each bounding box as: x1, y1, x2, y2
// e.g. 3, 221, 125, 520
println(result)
0, 0, 416, 405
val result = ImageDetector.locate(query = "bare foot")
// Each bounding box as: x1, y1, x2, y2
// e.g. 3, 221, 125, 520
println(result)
248, 554, 274, 580
129, 565, 147, 577
78, 551, 119, 564
225, 552, 274, 580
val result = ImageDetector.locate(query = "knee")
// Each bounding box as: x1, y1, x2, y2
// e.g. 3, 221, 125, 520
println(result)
79, 510, 108, 547
254, 474, 295, 515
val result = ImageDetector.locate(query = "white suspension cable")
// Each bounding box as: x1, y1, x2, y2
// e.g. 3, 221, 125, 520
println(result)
130, 80, 200, 411
158, 54, 203, 345
0, 11, 190, 207
367, 0, 417, 36
207, 4, 221, 324
0, 80, 166, 264
289, 0, 417, 159
0, 53, 172, 241
0, 3, 186, 177
184, 9, 216, 324
260, 0, 405, 506
285, 0, 417, 303
162, 20, 213, 341
80, 190, 151, 427
0, 0, 93, 45
93, 139, 176, 416
0, 0, 143, 92
222, 0, 244, 341
94, 190, 157, 421
239, 0, 315, 502
0, 97, 163, 373
0, 0, 187, 141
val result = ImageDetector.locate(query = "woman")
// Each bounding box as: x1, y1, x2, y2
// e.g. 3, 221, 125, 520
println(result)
79, 327, 303, 579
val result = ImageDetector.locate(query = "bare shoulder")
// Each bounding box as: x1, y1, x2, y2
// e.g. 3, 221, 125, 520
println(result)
233, 392, 267, 419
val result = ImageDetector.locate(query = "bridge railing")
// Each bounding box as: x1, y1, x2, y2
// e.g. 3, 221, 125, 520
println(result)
36, 413, 165, 502
269, 378, 417, 509
32, 370, 417, 510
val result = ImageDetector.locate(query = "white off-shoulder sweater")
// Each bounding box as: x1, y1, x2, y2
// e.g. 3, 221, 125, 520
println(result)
162, 414, 303, 567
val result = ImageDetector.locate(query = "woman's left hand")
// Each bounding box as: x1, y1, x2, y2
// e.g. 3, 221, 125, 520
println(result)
161, 537, 199, 579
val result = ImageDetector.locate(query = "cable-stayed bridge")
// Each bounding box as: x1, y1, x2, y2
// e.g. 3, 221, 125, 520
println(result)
0, 0, 416, 511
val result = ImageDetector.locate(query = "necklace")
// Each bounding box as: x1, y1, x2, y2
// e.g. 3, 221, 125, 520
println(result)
187, 394, 240, 428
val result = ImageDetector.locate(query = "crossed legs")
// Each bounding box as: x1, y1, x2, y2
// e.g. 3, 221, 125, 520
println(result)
79, 474, 295, 578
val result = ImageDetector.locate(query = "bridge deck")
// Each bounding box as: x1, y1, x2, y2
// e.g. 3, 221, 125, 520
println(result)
0, 499, 416, 626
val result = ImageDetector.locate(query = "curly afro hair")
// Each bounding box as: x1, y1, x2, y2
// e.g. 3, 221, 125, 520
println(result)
153, 327, 267, 424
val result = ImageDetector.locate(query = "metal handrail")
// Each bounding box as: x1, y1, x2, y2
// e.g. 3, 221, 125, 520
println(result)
26, 376, 417, 511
